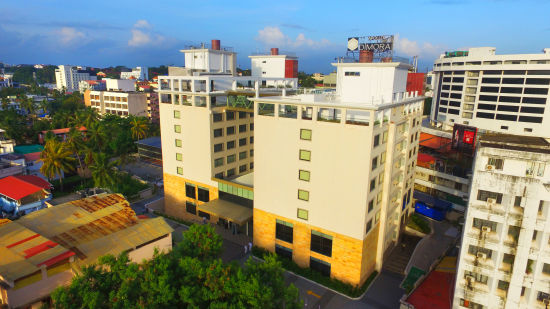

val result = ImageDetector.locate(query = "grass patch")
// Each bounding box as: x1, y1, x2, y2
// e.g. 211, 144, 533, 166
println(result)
252, 246, 377, 298
51, 175, 93, 196
407, 213, 431, 234
153, 211, 195, 227
110, 173, 149, 198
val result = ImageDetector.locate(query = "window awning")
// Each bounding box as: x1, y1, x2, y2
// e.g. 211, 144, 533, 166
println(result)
197, 199, 252, 225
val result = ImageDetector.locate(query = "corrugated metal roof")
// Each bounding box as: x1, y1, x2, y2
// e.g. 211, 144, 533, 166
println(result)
1, 193, 173, 282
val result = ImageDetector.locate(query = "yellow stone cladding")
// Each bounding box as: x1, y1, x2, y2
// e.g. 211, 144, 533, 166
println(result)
163, 173, 219, 222
253, 208, 379, 286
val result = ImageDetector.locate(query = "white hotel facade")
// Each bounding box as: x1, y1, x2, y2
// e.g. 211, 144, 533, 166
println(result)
431, 47, 550, 138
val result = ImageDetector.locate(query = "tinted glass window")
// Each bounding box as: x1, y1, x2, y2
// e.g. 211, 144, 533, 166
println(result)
496, 114, 518, 121
476, 112, 494, 119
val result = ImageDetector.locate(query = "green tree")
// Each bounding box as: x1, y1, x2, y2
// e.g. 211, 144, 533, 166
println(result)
129, 116, 148, 141
89, 152, 117, 188
298, 72, 316, 88
65, 127, 85, 172
175, 224, 223, 260
86, 121, 107, 151
39, 139, 76, 191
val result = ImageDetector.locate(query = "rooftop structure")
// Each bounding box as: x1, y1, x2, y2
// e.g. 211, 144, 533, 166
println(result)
453, 133, 550, 308
0, 193, 173, 308
248, 48, 298, 82
135, 136, 162, 165
0, 175, 52, 215
85, 90, 148, 118
38, 126, 86, 144
430, 47, 550, 138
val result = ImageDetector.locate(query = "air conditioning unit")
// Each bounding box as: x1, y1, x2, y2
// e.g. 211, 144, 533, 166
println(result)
481, 226, 492, 233
477, 252, 487, 260
486, 164, 495, 171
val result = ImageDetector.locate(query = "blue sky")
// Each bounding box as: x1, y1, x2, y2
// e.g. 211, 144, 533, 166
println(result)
1, 0, 549, 73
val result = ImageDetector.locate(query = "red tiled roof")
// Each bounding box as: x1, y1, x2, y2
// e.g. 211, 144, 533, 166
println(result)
23, 152, 41, 162
13, 175, 52, 190
0, 175, 51, 200
41, 126, 86, 135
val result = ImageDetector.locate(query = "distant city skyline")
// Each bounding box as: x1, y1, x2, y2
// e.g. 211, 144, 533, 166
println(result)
1, 0, 549, 73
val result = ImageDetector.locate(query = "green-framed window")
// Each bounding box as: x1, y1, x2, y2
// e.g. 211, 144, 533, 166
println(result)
297, 208, 309, 220
176, 153, 182, 161
300, 129, 312, 141
174, 125, 181, 133
298, 189, 309, 201
177, 167, 183, 175
299, 150, 311, 161
175, 139, 182, 147
299, 170, 310, 181
174, 110, 180, 119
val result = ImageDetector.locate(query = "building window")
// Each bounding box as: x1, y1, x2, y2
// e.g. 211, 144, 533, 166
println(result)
250, 123, 254, 131
275, 244, 292, 260
174, 110, 180, 118
175, 153, 183, 161
299, 150, 311, 161
542, 263, 550, 275
214, 158, 224, 167
366, 219, 373, 234
214, 172, 224, 178
300, 129, 312, 140
297, 208, 308, 220
275, 219, 293, 243
250, 162, 254, 170
514, 196, 522, 207
226, 126, 235, 135
226, 111, 235, 120
298, 189, 309, 201
177, 167, 183, 175
226, 154, 236, 164
239, 151, 247, 160
239, 124, 247, 133
472, 218, 497, 231
198, 211, 210, 220
311, 230, 333, 257
487, 157, 504, 170
299, 170, 310, 181
383, 131, 388, 143
250, 149, 254, 157
239, 164, 247, 173
464, 270, 488, 284
372, 157, 378, 170
214, 143, 224, 152
370, 178, 377, 192
467, 245, 492, 258
227, 141, 235, 150
213, 128, 223, 137
239, 138, 247, 146
368, 200, 374, 213
373, 134, 380, 147
213, 113, 223, 122
174, 125, 181, 133
380, 152, 386, 164
477, 190, 503, 204
224, 168, 235, 177
250, 136, 254, 144
310, 257, 331, 276
197, 187, 209, 202
186, 201, 196, 215
459, 299, 483, 309
239, 111, 247, 119
185, 183, 196, 199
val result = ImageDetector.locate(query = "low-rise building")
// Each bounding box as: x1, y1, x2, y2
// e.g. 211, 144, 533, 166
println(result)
78, 79, 106, 92
0, 175, 52, 216
0, 193, 173, 308
38, 127, 86, 144
0, 129, 15, 154
120, 66, 148, 80
135, 136, 162, 166
86, 91, 148, 118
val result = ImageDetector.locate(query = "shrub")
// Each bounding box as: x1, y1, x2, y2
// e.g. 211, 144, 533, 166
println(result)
407, 213, 431, 234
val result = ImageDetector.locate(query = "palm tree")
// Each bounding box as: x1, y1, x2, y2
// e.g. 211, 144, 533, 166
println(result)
130, 117, 148, 141
19, 96, 35, 115
39, 99, 48, 114
1, 97, 9, 110
86, 121, 107, 151
39, 139, 76, 191
65, 127, 85, 172
89, 152, 117, 188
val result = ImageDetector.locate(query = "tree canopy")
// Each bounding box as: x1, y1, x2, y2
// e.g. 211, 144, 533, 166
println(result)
51, 224, 302, 309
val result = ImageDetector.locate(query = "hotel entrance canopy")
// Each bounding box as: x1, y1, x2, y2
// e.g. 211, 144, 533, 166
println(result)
197, 199, 252, 225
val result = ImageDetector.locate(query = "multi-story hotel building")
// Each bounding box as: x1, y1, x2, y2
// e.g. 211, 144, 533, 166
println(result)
85, 90, 148, 118
55, 65, 96, 92
431, 47, 550, 138
252, 60, 424, 286
158, 41, 297, 233
454, 134, 550, 309
249, 48, 298, 82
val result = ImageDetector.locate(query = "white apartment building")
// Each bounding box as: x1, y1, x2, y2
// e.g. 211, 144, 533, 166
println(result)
120, 66, 148, 80
431, 47, 550, 138
454, 134, 550, 309
158, 41, 297, 231
105, 78, 135, 92
86, 91, 148, 117
55, 65, 96, 92
249, 48, 298, 82
252, 60, 424, 286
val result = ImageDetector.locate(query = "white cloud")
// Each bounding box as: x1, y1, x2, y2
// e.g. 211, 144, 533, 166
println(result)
133, 19, 151, 29
394, 34, 446, 59
58, 27, 85, 45
128, 20, 164, 47
255, 26, 332, 49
